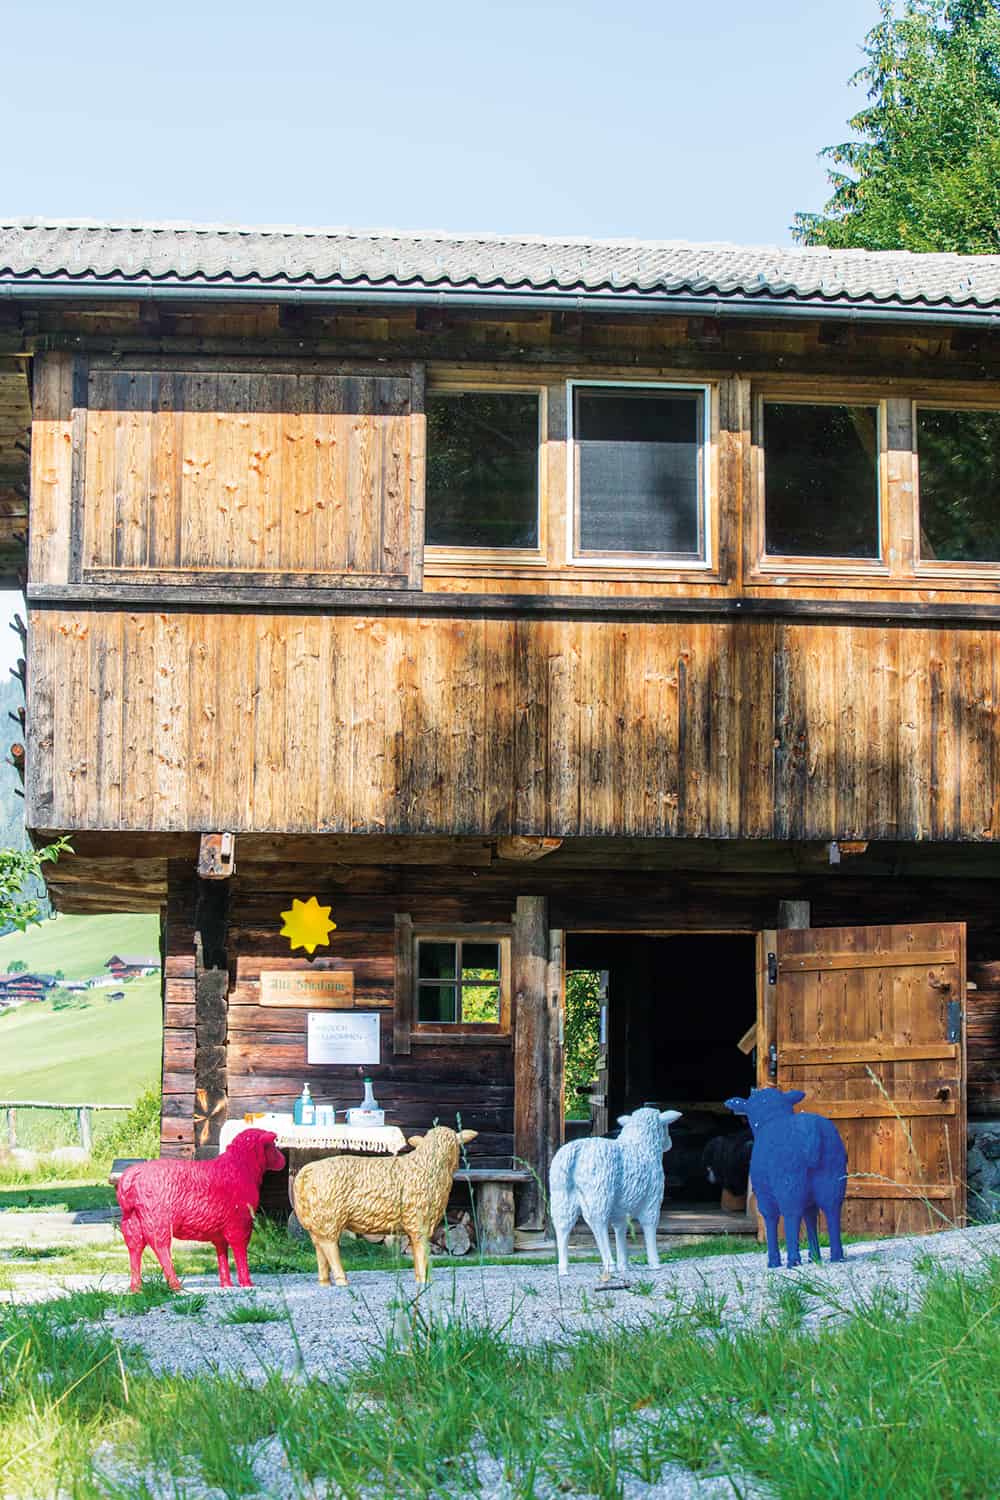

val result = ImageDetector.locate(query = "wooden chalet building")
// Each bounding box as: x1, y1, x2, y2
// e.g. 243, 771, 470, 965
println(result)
5, 219, 1000, 1234
0, 972, 56, 1005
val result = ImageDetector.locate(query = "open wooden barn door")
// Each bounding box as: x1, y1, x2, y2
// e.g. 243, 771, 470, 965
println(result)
757, 922, 966, 1236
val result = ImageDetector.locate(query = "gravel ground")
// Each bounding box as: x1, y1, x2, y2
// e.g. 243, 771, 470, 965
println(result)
10, 1221, 1000, 1379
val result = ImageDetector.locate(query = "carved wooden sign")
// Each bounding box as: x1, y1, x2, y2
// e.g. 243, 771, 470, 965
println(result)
259, 970, 355, 1008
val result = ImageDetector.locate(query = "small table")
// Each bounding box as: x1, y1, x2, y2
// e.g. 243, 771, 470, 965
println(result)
220, 1115, 409, 1228
219, 1115, 408, 1156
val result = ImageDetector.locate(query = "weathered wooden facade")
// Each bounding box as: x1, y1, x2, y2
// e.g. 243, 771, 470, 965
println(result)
7, 220, 1000, 1235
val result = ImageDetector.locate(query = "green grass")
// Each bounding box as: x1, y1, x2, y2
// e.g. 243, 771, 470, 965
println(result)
0, 912, 161, 1113
218, 1303, 288, 1325
0, 1179, 116, 1212
0, 1253, 996, 1498
0, 977, 161, 1109
0, 911, 159, 981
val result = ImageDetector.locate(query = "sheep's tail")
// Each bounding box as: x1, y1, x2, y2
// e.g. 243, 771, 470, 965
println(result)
116, 1165, 141, 1215
291, 1162, 319, 1227
549, 1143, 580, 1227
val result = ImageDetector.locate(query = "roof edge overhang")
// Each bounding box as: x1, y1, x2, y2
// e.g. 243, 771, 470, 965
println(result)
4, 277, 1000, 331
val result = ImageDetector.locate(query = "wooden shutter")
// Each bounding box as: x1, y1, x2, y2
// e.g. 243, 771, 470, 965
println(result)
76, 359, 425, 589
771, 922, 966, 1236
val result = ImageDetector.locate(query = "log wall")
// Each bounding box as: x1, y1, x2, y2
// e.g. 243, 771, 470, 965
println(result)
160, 860, 1000, 1160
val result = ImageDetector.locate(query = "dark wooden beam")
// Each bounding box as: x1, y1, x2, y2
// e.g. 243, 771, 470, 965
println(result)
28, 583, 1000, 629
193, 881, 230, 1158
513, 894, 549, 1228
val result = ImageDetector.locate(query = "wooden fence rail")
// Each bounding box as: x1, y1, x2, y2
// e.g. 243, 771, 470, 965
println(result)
1, 1101, 131, 1153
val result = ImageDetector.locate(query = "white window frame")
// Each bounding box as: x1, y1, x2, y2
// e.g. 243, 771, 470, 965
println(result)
566, 379, 713, 570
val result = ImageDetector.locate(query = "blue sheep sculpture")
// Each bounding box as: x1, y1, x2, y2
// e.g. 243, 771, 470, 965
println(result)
725, 1087, 847, 1269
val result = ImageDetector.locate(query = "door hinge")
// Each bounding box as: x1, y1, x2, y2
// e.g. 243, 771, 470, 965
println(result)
946, 1000, 962, 1043
767, 952, 778, 985
768, 1042, 778, 1079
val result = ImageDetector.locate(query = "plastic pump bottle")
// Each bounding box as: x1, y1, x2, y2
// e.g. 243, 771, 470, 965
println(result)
294, 1082, 316, 1126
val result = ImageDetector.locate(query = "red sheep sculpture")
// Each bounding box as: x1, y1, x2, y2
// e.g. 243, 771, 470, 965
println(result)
116, 1129, 286, 1292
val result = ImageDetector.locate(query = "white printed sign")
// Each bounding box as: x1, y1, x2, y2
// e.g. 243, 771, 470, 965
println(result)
307, 1010, 381, 1066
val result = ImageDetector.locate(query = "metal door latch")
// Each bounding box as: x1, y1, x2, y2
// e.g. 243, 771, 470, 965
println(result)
768, 1043, 778, 1079
767, 952, 778, 985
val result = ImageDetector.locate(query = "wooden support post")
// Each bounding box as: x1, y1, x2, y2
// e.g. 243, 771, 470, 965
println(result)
477, 1182, 516, 1254
777, 900, 811, 930
193, 881, 230, 1158
6, 1107, 15, 1149
513, 894, 549, 1229
77, 1106, 93, 1154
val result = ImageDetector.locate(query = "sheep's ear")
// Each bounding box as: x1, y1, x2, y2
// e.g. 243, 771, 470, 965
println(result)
660, 1110, 682, 1125
407, 1134, 425, 1148
725, 1097, 749, 1115
617, 1114, 631, 1127
787, 1089, 806, 1106
458, 1129, 478, 1144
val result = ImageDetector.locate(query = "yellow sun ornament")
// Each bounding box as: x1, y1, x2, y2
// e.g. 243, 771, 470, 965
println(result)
280, 897, 337, 955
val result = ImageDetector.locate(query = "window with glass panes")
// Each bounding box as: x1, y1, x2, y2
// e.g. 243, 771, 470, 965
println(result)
415, 937, 508, 1028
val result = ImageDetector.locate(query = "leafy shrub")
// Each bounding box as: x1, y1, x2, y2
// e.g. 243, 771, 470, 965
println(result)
564, 969, 601, 1121
99, 1083, 161, 1163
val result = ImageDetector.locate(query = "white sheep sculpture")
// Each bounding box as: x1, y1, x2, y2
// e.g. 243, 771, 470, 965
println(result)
550, 1107, 682, 1278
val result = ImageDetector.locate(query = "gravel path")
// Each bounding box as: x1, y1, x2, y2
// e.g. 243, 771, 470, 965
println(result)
11, 1221, 1000, 1380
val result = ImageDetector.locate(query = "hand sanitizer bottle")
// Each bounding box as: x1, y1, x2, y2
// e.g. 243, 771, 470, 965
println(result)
294, 1083, 315, 1126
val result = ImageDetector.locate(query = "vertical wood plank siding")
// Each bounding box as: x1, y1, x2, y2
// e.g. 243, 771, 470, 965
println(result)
59, 364, 422, 587
28, 609, 1000, 841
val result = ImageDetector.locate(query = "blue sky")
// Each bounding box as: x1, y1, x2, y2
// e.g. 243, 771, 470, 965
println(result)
1, 1, 882, 664
3, 0, 878, 246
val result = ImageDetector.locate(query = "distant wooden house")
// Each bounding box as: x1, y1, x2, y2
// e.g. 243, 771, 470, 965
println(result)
7, 219, 1000, 1237
104, 955, 160, 981
0, 972, 56, 1004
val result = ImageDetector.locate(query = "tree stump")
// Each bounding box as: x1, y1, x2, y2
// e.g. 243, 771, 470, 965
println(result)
477, 1182, 515, 1254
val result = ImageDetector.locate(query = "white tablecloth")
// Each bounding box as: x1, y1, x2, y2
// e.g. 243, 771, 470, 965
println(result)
219, 1114, 407, 1155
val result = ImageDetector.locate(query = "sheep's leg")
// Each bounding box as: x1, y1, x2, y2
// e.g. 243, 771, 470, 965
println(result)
820, 1200, 845, 1263
612, 1219, 629, 1275
783, 1209, 803, 1269
314, 1238, 330, 1286
762, 1211, 782, 1269
214, 1241, 233, 1288
410, 1233, 430, 1285
553, 1213, 574, 1277
150, 1237, 182, 1291
230, 1237, 254, 1289
322, 1236, 348, 1287
121, 1217, 145, 1293
640, 1212, 660, 1269
804, 1207, 822, 1265
585, 1216, 615, 1280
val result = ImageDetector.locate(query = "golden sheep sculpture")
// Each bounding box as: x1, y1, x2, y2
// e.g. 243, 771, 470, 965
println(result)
292, 1125, 478, 1285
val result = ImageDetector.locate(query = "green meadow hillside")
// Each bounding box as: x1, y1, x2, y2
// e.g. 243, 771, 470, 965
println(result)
0, 913, 161, 1105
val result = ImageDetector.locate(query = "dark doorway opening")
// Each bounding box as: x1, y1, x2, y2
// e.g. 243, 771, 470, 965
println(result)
565, 933, 757, 1224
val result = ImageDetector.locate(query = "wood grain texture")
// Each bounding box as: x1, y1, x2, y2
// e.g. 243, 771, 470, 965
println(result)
28, 608, 1000, 843
72, 364, 422, 587
776, 921, 966, 1236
